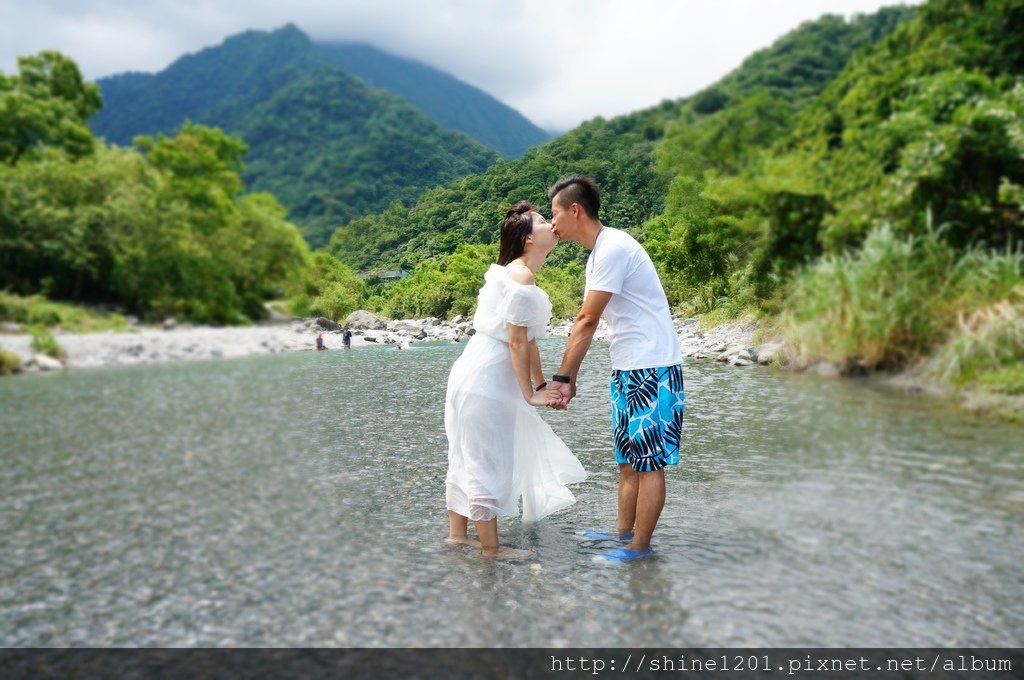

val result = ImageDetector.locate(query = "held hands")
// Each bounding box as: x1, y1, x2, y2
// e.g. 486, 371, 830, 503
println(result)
528, 389, 561, 408
546, 381, 574, 410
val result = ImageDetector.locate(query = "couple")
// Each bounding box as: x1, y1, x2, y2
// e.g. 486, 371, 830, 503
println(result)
444, 175, 684, 562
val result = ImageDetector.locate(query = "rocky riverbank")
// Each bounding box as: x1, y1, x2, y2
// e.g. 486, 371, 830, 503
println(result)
550, 313, 779, 365
0, 311, 468, 372
0, 309, 776, 374
2, 309, 1018, 422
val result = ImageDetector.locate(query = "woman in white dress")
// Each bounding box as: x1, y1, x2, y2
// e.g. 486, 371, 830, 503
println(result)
445, 201, 587, 559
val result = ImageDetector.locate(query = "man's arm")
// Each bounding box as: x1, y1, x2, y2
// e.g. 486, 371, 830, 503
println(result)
553, 290, 613, 402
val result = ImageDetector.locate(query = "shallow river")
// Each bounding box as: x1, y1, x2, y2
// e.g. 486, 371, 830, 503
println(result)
1, 339, 1021, 646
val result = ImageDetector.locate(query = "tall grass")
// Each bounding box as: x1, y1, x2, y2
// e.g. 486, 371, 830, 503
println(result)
0, 292, 127, 333
29, 327, 67, 362
784, 224, 1024, 373
925, 289, 1024, 391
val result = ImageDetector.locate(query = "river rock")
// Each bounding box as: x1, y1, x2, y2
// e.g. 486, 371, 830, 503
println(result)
312, 317, 341, 332
392, 321, 423, 335
451, 315, 469, 324
0, 322, 21, 333
345, 310, 388, 330
31, 354, 63, 371
162, 317, 177, 331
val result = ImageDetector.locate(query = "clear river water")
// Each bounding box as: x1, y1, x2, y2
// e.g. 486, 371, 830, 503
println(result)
1, 339, 1021, 646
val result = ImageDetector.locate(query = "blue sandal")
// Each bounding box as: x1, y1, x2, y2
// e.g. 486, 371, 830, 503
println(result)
594, 547, 652, 562
580, 529, 634, 542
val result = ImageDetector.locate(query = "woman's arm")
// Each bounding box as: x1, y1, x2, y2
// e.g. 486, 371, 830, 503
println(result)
509, 323, 553, 406
528, 339, 545, 388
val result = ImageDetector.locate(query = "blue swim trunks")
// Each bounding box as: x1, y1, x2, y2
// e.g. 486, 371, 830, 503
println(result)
610, 365, 685, 472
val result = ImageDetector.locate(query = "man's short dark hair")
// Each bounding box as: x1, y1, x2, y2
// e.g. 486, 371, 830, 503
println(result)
548, 175, 600, 219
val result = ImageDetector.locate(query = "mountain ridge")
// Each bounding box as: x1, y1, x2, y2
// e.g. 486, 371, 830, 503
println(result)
88, 25, 501, 247
315, 41, 550, 157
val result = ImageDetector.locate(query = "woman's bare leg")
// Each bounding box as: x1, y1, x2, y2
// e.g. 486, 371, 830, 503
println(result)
474, 517, 533, 560
446, 510, 481, 546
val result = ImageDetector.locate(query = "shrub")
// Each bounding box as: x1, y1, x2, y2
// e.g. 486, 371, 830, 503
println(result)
29, 326, 67, 361
0, 349, 22, 375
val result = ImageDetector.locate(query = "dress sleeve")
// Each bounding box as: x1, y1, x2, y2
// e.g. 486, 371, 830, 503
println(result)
504, 286, 545, 327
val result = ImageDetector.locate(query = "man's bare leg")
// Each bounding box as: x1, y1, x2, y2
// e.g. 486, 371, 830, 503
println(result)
616, 464, 639, 536
626, 469, 665, 552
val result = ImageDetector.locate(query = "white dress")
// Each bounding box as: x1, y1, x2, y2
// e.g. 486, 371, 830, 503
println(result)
445, 264, 587, 522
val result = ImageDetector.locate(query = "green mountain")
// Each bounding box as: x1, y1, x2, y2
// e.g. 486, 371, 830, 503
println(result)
89, 25, 499, 247
315, 42, 550, 157
329, 5, 915, 273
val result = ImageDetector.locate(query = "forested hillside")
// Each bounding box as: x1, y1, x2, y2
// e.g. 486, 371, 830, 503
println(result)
334, 0, 1023, 400
329, 6, 914, 279
89, 25, 500, 247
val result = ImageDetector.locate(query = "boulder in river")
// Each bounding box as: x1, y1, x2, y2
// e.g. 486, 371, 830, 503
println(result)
345, 310, 388, 331
312, 317, 342, 332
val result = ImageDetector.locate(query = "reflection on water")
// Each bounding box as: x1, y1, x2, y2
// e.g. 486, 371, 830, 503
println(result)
1, 339, 1021, 646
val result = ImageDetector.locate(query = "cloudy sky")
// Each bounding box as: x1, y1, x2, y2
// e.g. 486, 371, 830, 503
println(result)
1, 0, 917, 132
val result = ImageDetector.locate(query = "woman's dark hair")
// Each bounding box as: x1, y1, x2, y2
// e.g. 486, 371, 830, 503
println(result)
497, 200, 537, 265
547, 174, 600, 219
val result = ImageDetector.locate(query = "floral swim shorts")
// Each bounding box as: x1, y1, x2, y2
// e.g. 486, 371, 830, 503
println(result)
610, 364, 685, 472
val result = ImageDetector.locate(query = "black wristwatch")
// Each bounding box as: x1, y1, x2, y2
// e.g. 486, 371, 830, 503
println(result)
552, 374, 571, 384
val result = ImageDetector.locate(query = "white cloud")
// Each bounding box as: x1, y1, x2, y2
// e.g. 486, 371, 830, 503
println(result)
0, 0, 919, 132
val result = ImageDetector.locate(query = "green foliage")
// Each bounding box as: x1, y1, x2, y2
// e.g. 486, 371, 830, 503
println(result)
29, 326, 66, 361
0, 51, 102, 166
330, 110, 673, 273
642, 8, 917, 308
377, 244, 495, 319
297, 252, 367, 321
785, 225, 1024, 371
535, 262, 585, 321
645, 0, 1023, 342
0, 291, 127, 332
926, 287, 1024, 389
0, 349, 21, 375
0, 61, 314, 325
975, 364, 1024, 396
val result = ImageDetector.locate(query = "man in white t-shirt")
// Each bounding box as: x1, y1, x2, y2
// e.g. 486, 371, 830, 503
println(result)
547, 175, 684, 562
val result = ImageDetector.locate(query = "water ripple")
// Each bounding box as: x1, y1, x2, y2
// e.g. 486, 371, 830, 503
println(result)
1, 340, 1021, 646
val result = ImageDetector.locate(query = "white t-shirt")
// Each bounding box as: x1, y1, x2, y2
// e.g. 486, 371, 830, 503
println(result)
585, 227, 682, 371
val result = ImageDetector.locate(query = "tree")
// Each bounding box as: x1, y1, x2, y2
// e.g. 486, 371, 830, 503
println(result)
0, 51, 102, 166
